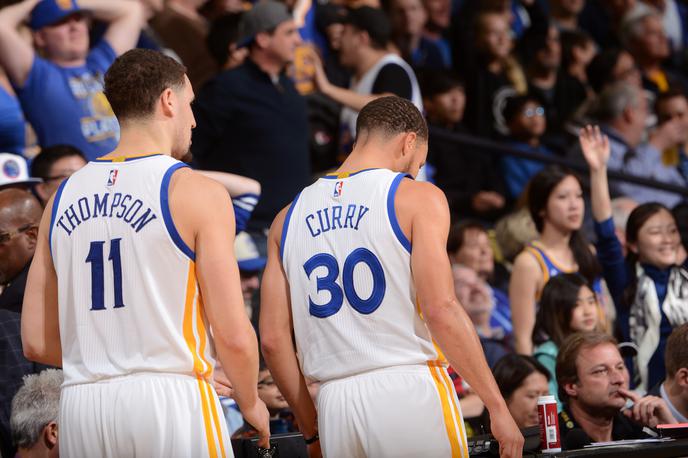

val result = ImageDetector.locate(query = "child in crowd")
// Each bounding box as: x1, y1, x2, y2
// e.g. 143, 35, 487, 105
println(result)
501, 94, 555, 200
532, 273, 603, 410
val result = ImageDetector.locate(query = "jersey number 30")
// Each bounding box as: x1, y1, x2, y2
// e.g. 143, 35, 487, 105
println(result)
303, 247, 386, 318
85, 239, 125, 311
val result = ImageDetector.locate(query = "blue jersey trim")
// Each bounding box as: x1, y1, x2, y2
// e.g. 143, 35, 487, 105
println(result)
386, 173, 412, 254
48, 177, 70, 260
321, 168, 380, 179
160, 162, 195, 261
280, 192, 301, 262
93, 154, 162, 163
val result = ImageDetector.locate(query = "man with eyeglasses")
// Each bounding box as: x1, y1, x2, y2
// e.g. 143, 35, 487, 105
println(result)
0, 188, 41, 312
0, 187, 48, 458
30, 145, 86, 206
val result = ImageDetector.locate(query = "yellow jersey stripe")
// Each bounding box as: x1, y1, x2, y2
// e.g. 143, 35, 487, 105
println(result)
206, 379, 228, 458
415, 297, 448, 365
197, 376, 219, 458
428, 363, 462, 457
438, 365, 469, 456
195, 294, 212, 377
183, 262, 205, 375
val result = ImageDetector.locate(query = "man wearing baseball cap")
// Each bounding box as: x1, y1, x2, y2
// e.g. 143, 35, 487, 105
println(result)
192, 1, 311, 255
0, 0, 143, 160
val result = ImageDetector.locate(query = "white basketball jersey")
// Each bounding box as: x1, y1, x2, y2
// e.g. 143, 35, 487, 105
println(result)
281, 168, 443, 382
50, 154, 215, 386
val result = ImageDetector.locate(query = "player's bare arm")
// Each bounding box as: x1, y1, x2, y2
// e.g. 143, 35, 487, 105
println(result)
170, 168, 270, 448
396, 179, 524, 458
261, 206, 321, 454
22, 194, 62, 366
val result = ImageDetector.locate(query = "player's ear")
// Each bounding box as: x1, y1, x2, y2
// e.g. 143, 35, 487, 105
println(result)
160, 88, 175, 118
402, 132, 417, 156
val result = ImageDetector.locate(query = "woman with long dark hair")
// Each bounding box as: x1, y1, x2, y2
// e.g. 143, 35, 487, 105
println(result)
509, 165, 602, 354
581, 125, 688, 391
532, 273, 603, 409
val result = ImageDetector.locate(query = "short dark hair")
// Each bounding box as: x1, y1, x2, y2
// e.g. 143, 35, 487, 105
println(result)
492, 354, 550, 401
655, 86, 688, 119
30, 145, 85, 179
207, 12, 243, 67
447, 219, 487, 255
556, 332, 618, 402
665, 324, 688, 377
586, 47, 624, 93
503, 94, 543, 125
355, 96, 428, 142
560, 29, 594, 70
420, 70, 464, 100
104, 49, 187, 121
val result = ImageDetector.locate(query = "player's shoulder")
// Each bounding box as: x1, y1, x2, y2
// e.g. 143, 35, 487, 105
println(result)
396, 178, 448, 212
171, 166, 227, 194
169, 167, 231, 211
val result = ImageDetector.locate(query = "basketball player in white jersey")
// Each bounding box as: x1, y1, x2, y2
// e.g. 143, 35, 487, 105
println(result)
260, 96, 524, 458
21, 49, 269, 457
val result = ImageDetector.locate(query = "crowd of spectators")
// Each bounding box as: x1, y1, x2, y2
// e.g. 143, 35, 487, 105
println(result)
2, 0, 688, 454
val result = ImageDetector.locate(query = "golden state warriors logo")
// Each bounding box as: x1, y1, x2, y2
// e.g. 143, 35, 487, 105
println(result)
2, 158, 20, 179
57, 0, 73, 10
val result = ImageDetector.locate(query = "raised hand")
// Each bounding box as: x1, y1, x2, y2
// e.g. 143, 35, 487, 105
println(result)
579, 125, 610, 172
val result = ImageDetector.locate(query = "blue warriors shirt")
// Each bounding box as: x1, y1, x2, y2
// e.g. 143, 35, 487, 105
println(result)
14, 40, 119, 160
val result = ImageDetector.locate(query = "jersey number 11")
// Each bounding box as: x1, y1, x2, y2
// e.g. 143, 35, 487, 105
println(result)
85, 238, 125, 311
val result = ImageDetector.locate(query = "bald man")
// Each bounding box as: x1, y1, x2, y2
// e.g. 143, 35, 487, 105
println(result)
0, 189, 42, 313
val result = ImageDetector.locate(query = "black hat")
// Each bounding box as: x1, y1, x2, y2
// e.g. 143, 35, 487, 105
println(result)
338, 6, 390, 49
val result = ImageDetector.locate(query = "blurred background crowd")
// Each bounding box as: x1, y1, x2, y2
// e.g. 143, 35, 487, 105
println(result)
2, 0, 688, 455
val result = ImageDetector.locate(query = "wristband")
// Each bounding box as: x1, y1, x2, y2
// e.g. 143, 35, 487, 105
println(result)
304, 433, 319, 444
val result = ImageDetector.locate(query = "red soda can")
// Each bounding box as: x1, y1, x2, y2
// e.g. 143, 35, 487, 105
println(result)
537, 395, 561, 453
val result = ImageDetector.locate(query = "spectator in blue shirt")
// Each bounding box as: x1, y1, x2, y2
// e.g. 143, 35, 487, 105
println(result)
580, 124, 688, 392
501, 94, 555, 200
0, 72, 26, 157
0, 0, 143, 160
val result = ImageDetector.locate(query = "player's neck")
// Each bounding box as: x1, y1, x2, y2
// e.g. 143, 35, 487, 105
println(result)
105, 124, 172, 159
337, 149, 396, 175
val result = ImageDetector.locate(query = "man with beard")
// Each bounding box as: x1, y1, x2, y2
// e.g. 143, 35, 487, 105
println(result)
556, 332, 676, 449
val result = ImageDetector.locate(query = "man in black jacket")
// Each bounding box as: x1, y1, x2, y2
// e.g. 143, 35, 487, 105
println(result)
556, 332, 676, 449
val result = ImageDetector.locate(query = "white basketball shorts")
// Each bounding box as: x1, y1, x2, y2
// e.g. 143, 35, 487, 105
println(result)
317, 364, 469, 458
59, 372, 231, 458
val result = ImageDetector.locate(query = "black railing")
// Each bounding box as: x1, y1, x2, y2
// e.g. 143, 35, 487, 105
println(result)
429, 127, 688, 197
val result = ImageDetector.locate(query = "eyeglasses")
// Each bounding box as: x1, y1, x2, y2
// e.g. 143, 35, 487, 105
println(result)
0, 224, 35, 245
523, 106, 545, 118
